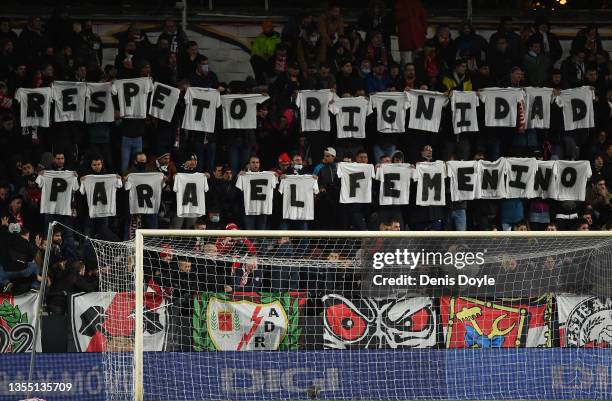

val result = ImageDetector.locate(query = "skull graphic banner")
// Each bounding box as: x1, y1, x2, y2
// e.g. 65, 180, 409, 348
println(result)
322, 294, 437, 349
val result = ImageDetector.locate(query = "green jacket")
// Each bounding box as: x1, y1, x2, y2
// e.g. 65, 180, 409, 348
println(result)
251, 32, 281, 59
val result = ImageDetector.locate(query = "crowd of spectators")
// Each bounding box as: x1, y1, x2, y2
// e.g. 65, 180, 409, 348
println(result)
0, 2, 610, 309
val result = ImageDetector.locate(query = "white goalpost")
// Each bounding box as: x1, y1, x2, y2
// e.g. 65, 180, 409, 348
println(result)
90, 229, 612, 401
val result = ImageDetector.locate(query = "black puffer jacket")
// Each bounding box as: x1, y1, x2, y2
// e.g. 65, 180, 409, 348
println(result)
0, 225, 37, 272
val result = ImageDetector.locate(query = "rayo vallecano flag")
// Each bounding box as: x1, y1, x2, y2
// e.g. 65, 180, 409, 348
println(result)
70, 292, 169, 352
0, 291, 41, 352
557, 295, 612, 348
192, 292, 306, 351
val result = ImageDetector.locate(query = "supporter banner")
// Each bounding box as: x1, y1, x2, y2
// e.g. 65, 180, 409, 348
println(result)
295, 90, 336, 132
173, 172, 209, 218
0, 291, 40, 353
148, 82, 180, 122
192, 292, 306, 351
329, 96, 372, 139
367, 158, 591, 204
450, 91, 479, 134
278, 175, 319, 221
39, 158, 593, 217
112, 77, 154, 119
406, 89, 449, 133
124, 172, 165, 215
36, 170, 80, 216
557, 295, 612, 348
51, 81, 87, 122
235, 171, 278, 216
322, 294, 436, 349
221, 93, 270, 130
440, 296, 553, 348
70, 291, 169, 352
14, 86, 596, 132
80, 174, 123, 218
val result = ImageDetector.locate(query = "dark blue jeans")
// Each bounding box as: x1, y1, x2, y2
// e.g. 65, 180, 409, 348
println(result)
279, 220, 309, 230
243, 215, 268, 230
0, 261, 39, 289
84, 217, 109, 238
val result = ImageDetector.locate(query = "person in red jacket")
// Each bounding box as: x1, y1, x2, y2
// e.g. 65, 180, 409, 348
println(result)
215, 223, 258, 280
395, 0, 427, 66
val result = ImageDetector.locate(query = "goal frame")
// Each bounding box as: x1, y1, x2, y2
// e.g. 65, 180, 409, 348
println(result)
132, 229, 612, 401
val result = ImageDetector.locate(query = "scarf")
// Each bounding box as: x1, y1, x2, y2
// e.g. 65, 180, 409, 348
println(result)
425, 55, 439, 78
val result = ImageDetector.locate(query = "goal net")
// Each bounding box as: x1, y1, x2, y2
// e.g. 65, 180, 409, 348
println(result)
90, 230, 612, 401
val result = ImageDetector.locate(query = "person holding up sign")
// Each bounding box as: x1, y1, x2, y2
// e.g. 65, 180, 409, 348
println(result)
36, 151, 79, 263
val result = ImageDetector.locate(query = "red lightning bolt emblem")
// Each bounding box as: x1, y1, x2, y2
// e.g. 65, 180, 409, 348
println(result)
237, 306, 263, 351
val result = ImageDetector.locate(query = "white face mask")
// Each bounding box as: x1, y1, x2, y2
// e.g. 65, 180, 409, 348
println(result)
293, 164, 302, 171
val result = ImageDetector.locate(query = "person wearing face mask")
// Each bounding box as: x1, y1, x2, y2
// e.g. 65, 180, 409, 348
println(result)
189, 56, 219, 89
296, 24, 326, 76
288, 153, 310, 175
358, 59, 372, 80
125, 152, 155, 176
206, 208, 224, 230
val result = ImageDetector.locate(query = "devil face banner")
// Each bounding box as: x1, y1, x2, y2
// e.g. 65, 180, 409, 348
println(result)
440, 296, 553, 348
322, 294, 436, 349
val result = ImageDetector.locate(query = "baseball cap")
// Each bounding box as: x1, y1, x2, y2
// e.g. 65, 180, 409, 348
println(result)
324, 147, 336, 157
278, 153, 291, 164
225, 223, 239, 230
